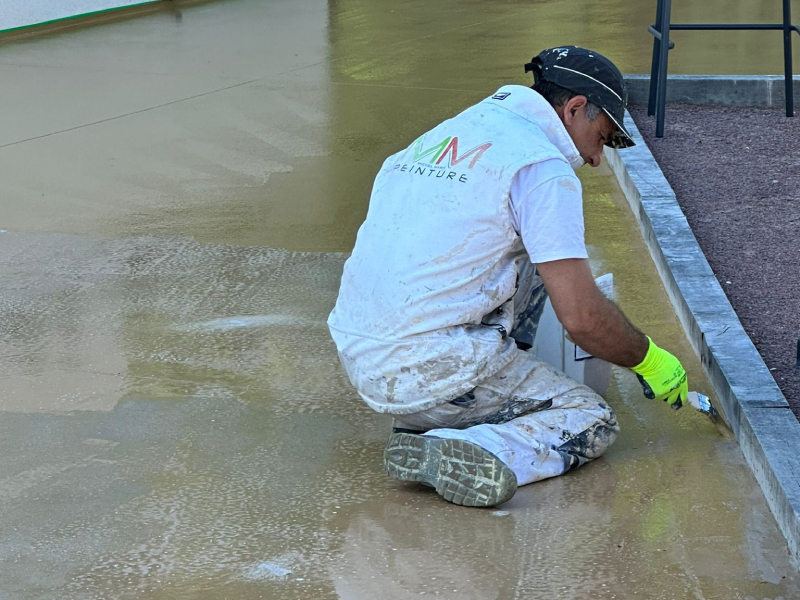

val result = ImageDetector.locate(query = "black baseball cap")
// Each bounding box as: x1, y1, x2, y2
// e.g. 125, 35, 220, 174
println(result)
525, 46, 634, 149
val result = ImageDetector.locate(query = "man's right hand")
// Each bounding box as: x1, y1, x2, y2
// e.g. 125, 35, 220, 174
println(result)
631, 337, 688, 409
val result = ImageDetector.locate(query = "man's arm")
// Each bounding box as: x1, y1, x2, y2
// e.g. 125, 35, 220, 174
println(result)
535, 258, 647, 367
535, 257, 689, 408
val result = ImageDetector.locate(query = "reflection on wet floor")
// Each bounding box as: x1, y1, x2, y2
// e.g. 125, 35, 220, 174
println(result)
2, 217, 797, 598
2, 0, 800, 598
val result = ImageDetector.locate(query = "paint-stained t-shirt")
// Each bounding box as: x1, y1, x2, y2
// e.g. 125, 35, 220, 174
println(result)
328, 85, 587, 413
509, 159, 588, 264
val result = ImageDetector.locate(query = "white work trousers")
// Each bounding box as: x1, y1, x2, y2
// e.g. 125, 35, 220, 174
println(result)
392, 264, 619, 487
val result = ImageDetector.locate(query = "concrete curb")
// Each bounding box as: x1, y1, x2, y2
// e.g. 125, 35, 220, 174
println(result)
605, 111, 800, 562
624, 74, 800, 108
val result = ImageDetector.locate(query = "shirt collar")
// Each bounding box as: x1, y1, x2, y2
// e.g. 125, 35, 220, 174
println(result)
485, 85, 584, 170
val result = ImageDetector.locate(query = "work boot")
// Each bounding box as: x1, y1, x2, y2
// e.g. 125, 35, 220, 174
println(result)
383, 432, 517, 507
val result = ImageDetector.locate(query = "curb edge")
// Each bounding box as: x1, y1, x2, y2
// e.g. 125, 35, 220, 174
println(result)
606, 110, 800, 563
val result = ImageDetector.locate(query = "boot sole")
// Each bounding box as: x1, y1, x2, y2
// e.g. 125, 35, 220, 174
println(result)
384, 433, 517, 507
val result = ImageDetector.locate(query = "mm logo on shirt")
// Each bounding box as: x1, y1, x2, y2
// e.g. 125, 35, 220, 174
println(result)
411, 135, 492, 169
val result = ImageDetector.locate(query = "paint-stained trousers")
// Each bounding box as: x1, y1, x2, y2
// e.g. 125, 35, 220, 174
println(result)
392, 264, 620, 487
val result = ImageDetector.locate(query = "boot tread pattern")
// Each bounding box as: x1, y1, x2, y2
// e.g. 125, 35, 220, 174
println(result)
384, 433, 517, 507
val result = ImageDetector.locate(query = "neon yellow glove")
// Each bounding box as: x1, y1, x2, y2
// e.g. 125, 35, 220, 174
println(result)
631, 337, 689, 410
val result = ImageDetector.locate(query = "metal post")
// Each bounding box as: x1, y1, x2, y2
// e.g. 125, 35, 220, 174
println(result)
656, 0, 672, 137
783, 0, 795, 117
646, 1, 798, 137
648, 0, 664, 116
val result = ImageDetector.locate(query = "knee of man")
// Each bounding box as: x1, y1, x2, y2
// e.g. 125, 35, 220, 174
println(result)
560, 420, 619, 461
588, 420, 619, 458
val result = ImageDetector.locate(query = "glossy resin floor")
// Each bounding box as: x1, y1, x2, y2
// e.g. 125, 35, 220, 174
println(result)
1, 1, 799, 598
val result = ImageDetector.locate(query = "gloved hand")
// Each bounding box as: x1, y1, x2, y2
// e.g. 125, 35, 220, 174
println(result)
631, 337, 688, 410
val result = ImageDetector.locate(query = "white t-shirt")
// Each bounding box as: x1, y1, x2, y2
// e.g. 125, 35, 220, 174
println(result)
509, 159, 588, 264
329, 85, 590, 413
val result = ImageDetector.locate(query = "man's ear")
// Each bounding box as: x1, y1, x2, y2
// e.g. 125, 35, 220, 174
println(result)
562, 95, 588, 126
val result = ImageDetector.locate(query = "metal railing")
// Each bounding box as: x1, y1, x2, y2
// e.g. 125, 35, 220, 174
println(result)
648, 0, 800, 136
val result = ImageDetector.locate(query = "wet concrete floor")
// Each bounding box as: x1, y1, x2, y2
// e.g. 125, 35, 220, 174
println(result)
1, 1, 800, 598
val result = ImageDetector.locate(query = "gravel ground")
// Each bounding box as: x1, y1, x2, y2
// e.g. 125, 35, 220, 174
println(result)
629, 104, 800, 415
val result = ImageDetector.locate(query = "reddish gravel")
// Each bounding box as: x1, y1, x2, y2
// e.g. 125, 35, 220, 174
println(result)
629, 104, 800, 415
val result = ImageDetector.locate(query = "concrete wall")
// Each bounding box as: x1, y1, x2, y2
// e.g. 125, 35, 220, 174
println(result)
625, 75, 800, 109
0, 1, 158, 32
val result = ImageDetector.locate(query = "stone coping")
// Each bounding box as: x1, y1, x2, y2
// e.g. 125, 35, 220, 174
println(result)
605, 111, 800, 563
624, 74, 800, 108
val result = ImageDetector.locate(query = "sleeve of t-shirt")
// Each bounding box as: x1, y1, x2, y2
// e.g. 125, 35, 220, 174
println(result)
508, 160, 588, 264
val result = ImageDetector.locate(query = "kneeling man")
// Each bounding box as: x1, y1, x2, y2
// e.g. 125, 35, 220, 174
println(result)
328, 47, 688, 507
